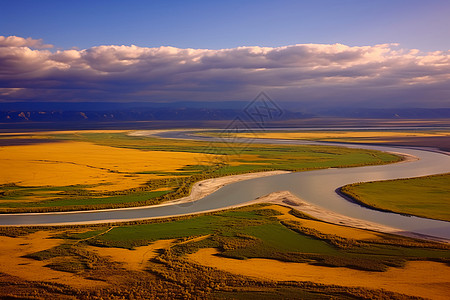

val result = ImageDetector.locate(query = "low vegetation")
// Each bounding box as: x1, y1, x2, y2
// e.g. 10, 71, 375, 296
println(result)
340, 173, 450, 222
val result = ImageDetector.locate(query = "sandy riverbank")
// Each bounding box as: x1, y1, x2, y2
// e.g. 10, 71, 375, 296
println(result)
128, 129, 201, 138
387, 151, 419, 163
252, 190, 401, 234
251, 190, 449, 243
162, 170, 291, 206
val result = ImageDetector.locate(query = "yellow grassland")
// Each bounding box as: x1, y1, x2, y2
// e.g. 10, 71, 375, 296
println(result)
189, 248, 450, 300
150, 187, 174, 192
87, 235, 211, 271
0, 141, 217, 192
178, 234, 211, 245
226, 154, 265, 166
87, 239, 174, 271
0, 231, 108, 288
235, 131, 450, 140
266, 205, 382, 240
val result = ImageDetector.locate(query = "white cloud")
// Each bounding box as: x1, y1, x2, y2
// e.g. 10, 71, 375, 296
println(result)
0, 36, 449, 106
0, 36, 53, 49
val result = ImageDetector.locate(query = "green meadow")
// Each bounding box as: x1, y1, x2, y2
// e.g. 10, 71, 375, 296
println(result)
341, 173, 450, 222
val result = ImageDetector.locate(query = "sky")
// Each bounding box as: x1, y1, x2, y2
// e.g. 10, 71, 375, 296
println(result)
1, 0, 449, 108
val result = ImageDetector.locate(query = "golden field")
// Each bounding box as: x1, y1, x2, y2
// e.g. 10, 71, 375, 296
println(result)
87, 239, 174, 271
0, 140, 216, 192
188, 248, 450, 300
0, 231, 107, 289
232, 130, 450, 140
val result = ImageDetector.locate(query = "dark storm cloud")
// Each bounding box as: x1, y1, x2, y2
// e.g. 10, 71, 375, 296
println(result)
0, 36, 449, 107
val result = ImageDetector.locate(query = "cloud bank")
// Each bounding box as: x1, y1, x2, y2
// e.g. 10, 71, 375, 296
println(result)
0, 36, 449, 108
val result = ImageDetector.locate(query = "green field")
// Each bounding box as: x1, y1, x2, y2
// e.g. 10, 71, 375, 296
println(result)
0, 189, 171, 208
340, 173, 450, 222
241, 223, 338, 254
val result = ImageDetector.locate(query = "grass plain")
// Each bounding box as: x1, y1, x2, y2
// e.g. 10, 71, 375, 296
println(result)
340, 173, 450, 222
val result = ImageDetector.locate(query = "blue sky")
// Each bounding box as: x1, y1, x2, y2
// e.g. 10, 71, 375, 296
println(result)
2, 0, 449, 51
1, 0, 449, 107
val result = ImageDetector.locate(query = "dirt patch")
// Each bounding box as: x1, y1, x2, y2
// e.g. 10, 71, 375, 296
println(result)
189, 248, 450, 300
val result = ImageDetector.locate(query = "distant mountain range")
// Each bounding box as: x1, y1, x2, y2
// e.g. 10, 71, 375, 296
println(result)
314, 107, 450, 119
0, 102, 449, 123
0, 102, 310, 123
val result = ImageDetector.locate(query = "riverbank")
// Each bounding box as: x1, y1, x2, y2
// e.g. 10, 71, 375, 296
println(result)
162, 170, 291, 206
253, 190, 450, 243
339, 173, 450, 223
252, 191, 401, 234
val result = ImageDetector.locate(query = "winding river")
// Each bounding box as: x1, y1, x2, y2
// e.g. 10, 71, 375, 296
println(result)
1, 130, 449, 241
